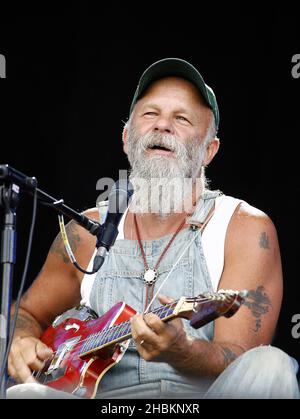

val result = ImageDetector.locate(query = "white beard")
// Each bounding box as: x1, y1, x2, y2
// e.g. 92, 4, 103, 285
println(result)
126, 127, 206, 216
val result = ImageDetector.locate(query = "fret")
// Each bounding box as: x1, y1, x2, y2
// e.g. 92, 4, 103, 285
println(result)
156, 303, 174, 318
109, 324, 120, 342
80, 303, 176, 355
151, 306, 163, 319
152, 305, 174, 320
107, 321, 130, 344
97, 329, 107, 347
81, 333, 96, 354
165, 304, 174, 318
99, 327, 110, 346
116, 321, 130, 341
102, 326, 115, 345
93, 331, 102, 348
80, 339, 86, 354
90, 333, 99, 349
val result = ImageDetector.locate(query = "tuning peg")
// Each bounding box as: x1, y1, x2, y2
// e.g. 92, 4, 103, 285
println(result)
226, 289, 237, 295
202, 292, 212, 298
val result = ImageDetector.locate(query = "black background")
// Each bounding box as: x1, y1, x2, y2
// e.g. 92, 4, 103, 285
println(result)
1, 6, 300, 374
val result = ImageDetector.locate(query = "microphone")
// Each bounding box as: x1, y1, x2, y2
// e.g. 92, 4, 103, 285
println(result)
92, 179, 133, 272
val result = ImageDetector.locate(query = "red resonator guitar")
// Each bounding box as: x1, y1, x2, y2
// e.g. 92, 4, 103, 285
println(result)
34, 289, 247, 398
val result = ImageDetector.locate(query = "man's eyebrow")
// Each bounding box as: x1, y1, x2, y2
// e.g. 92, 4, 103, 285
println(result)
140, 103, 192, 116
139, 103, 160, 111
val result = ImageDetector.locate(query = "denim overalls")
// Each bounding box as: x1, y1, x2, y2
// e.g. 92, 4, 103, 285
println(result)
90, 190, 222, 398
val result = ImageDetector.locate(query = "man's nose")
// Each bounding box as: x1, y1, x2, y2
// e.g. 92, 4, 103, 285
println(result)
153, 116, 174, 134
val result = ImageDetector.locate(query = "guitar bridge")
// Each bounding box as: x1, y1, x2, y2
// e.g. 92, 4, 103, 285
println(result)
45, 336, 81, 374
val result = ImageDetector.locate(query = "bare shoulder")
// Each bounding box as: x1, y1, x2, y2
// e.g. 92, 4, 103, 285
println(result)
50, 207, 99, 263
17, 207, 101, 328
231, 201, 275, 227
82, 207, 100, 220
226, 201, 279, 254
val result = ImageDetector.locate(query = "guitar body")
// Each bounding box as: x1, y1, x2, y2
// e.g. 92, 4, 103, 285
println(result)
33, 290, 246, 398
37, 302, 136, 398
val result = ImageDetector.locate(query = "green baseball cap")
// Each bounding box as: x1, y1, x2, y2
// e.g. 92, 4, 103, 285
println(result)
129, 57, 219, 132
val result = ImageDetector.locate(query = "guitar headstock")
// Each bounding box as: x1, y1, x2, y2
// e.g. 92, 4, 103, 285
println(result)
173, 289, 248, 329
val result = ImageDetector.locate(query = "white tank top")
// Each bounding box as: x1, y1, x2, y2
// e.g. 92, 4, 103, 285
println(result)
80, 195, 243, 306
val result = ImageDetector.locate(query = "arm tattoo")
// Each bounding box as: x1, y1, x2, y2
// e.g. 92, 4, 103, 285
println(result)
50, 220, 81, 263
15, 314, 37, 332
220, 346, 237, 367
259, 232, 270, 249
243, 286, 272, 332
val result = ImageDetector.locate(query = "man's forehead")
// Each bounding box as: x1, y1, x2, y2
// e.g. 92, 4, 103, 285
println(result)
137, 76, 208, 107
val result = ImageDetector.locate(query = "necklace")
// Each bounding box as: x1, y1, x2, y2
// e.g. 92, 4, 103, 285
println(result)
133, 213, 187, 287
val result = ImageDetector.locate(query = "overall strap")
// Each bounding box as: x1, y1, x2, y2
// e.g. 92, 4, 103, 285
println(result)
187, 189, 223, 229
97, 200, 109, 224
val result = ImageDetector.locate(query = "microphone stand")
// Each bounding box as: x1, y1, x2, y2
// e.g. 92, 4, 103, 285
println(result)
0, 164, 103, 399
0, 182, 20, 399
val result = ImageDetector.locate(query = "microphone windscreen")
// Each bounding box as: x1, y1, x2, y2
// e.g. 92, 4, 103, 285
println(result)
107, 180, 134, 214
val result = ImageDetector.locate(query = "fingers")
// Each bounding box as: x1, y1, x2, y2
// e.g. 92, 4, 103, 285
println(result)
35, 340, 53, 362
144, 313, 167, 334
8, 336, 53, 383
9, 353, 37, 384
130, 312, 180, 361
157, 294, 174, 305
130, 314, 158, 343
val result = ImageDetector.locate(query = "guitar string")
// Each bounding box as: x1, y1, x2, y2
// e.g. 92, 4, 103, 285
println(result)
34, 293, 223, 382
33, 303, 178, 384
38, 302, 177, 361
34, 306, 176, 379
40, 297, 213, 358
35, 296, 214, 368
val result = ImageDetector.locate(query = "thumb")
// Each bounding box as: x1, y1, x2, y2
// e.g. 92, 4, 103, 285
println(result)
158, 294, 174, 305
35, 340, 53, 360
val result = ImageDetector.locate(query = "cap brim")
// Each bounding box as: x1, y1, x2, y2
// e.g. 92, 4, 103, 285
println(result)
130, 58, 211, 113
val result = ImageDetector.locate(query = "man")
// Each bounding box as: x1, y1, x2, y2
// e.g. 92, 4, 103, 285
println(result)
7, 58, 300, 399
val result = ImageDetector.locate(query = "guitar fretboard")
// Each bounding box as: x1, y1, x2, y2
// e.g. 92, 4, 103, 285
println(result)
79, 302, 176, 356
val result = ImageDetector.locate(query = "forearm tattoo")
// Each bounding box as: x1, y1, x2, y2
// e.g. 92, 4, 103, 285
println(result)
220, 346, 238, 367
50, 220, 81, 263
243, 286, 272, 332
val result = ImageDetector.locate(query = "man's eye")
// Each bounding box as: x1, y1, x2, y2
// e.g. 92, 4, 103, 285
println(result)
144, 112, 157, 116
176, 115, 190, 123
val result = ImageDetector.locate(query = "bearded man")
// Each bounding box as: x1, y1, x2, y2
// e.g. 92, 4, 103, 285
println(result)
7, 58, 300, 399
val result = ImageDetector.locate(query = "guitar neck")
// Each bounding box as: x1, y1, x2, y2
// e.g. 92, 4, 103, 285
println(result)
79, 302, 178, 358
79, 290, 247, 359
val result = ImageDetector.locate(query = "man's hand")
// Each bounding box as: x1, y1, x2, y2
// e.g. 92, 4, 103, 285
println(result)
8, 336, 53, 383
7, 209, 99, 384
130, 295, 191, 363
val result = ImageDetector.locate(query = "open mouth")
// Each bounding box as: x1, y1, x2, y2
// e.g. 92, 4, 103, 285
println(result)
147, 144, 174, 153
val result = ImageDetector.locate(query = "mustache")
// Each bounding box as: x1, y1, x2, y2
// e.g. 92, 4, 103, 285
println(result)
137, 132, 187, 156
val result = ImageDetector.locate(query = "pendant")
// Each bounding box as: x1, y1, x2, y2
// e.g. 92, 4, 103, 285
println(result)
143, 268, 158, 285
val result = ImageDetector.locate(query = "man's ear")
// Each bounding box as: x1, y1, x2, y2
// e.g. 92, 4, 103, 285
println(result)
122, 124, 129, 155
203, 138, 220, 166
